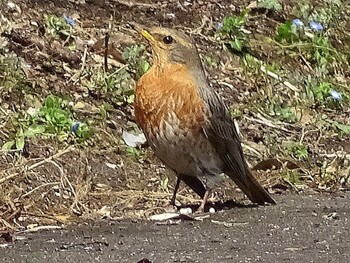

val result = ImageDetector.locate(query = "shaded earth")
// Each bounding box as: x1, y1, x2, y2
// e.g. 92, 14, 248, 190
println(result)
2, 193, 350, 263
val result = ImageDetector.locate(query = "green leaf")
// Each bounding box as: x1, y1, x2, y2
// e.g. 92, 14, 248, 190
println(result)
139, 60, 150, 75
1, 140, 15, 151
24, 125, 46, 137
221, 10, 249, 35
126, 94, 135, 104
275, 21, 295, 42
160, 176, 169, 192
229, 38, 243, 51
57, 131, 69, 141
126, 147, 140, 159
257, 0, 282, 11
15, 136, 25, 150
288, 142, 308, 160
332, 122, 350, 134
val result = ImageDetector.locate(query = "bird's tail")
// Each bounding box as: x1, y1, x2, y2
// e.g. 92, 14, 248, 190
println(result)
228, 168, 276, 205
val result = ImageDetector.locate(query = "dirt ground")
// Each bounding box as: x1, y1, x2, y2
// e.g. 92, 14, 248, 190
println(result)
1, 193, 350, 263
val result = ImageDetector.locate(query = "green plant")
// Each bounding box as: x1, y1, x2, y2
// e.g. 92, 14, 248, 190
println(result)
44, 14, 71, 37
257, 0, 282, 11
37, 95, 72, 133
126, 147, 141, 160
1, 95, 92, 151
87, 67, 134, 105
311, 82, 347, 108
274, 19, 344, 75
204, 55, 218, 68
123, 44, 150, 79
275, 21, 300, 43
309, 0, 342, 27
311, 35, 336, 69
219, 10, 250, 52
292, 0, 342, 27
0, 55, 28, 92
319, 160, 338, 186
36, 95, 93, 141
231, 108, 242, 119
328, 120, 350, 134
287, 142, 308, 160
159, 176, 169, 192
1, 125, 45, 151
71, 121, 94, 142
241, 53, 260, 73
275, 106, 297, 123
285, 170, 302, 185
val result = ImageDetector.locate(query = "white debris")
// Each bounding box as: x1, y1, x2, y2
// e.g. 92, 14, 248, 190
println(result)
209, 207, 215, 214
179, 207, 193, 215
122, 130, 146, 147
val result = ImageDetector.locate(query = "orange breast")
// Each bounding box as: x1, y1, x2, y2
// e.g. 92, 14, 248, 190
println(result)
134, 63, 206, 139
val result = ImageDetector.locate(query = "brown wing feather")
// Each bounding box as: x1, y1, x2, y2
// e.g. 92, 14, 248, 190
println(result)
198, 82, 276, 205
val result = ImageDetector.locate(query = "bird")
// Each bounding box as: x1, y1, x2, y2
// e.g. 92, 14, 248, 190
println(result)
130, 23, 276, 212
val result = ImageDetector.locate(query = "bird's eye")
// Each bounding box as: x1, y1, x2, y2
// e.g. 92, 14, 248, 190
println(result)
162, 35, 174, 44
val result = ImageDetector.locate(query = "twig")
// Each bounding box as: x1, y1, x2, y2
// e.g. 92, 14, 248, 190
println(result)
259, 64, 299, 92
244, 114, 292, 133
112, 0, 157, 8
0, 218, 16, 230
0, 146, 74, 184
300, 128, 319, 144
299, 54, 313, 71
70, 45, 88, 83
273, 39, 340, 54
240, 44, 300, 92
0, 174, 18, 184
319, 152, 350, 159
191, 15, 211, 34
27, 146, 74, 171
22, 212, 67, 224
21, 182, 60, 198
281, 177, 301, 192
104, 32, 109, 71
242, 143, 263, 157
19, 225, 62, 233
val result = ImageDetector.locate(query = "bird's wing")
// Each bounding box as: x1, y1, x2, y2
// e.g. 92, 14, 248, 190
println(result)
197, 83, 276, 204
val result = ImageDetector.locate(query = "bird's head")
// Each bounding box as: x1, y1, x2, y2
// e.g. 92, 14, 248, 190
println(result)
130, 23, 202, 70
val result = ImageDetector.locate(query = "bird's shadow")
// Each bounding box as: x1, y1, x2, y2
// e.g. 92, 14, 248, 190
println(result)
176, 199, 258, 213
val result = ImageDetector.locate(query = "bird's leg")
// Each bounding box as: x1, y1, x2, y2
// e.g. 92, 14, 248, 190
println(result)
170, 176, 182, 206
197, 188, 211, 213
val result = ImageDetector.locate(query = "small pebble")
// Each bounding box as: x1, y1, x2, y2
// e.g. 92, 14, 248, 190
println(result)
209, 207, 215, 214
179, 207, 192, 215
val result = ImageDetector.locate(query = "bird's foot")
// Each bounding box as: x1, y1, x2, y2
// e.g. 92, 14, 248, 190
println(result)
193, 189, 211, 214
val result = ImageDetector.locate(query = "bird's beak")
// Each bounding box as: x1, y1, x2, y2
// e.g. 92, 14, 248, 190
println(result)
129, 22, 156, 43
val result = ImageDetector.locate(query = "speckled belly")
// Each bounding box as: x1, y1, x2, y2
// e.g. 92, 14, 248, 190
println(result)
146, 116, 224, 179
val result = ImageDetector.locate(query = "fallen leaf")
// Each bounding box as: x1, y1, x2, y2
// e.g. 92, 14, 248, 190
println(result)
253, 158, 301, 171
